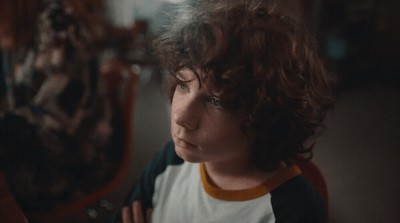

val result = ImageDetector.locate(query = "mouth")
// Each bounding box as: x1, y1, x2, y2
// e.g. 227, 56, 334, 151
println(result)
174, 135, 197, 148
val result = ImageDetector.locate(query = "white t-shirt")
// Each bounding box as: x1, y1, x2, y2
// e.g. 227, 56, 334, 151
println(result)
112, 141, 326, 223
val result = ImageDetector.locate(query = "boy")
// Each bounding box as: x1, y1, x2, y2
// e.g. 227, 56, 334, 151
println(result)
113, 0, 333, 222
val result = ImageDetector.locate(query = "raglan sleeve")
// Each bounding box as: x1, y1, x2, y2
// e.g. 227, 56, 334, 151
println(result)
109, 140, 183, 223
271, 175, 327, 223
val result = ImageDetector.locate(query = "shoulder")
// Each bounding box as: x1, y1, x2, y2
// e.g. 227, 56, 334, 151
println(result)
122, 141, 183, 203
270, 174, 327, 223
137, 140, 184, 182
150, 140, 183, 169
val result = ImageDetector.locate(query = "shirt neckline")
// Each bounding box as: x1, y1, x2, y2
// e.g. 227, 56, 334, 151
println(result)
200, 162, 302, 201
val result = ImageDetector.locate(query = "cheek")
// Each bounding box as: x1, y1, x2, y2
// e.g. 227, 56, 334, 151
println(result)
203, 117, 245, 142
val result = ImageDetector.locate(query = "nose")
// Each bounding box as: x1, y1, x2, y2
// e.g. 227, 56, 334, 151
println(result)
172, 97, 200, 130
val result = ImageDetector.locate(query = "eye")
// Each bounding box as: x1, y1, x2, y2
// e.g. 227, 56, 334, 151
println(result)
208, 97, 222, 108
178, 84, 190, 92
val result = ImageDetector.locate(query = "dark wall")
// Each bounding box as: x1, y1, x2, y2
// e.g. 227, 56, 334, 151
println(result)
318, 0, 400, 88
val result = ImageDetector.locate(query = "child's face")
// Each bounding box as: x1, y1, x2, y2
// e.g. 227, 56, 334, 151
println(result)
171, 69, 254, 164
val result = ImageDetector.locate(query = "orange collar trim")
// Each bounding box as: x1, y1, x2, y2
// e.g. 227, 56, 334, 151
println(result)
200, 163, 302, 201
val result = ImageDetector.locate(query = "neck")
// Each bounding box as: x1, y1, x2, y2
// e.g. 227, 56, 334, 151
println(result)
204, 156, 253, 178
203, 153, 274, 190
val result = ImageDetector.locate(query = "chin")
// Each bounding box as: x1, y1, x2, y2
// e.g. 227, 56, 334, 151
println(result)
175, 146, 202, 163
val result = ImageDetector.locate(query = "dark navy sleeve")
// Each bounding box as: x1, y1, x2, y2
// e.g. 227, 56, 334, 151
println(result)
271, 175, 327, 223
109, 140, 183, 223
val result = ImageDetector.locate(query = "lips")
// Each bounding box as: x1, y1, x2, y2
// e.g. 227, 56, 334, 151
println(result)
174, 135, 197, 148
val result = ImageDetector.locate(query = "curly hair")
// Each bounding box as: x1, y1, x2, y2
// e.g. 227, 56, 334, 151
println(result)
153, 0, 334, 171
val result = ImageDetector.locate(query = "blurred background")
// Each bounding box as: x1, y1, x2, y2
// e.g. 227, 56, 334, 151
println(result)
0, 0, 399, 222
